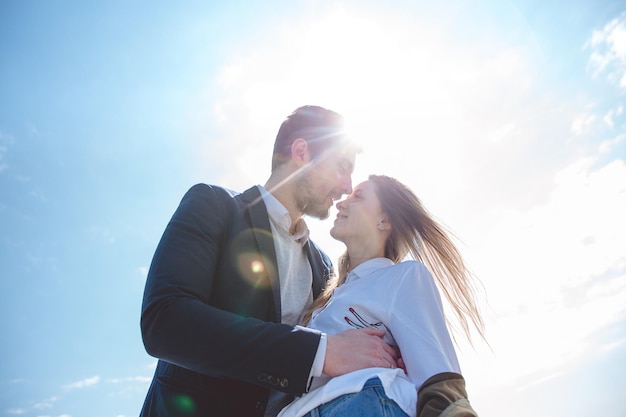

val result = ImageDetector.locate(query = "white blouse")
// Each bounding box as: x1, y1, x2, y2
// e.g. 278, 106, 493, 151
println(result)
278, 257, 461, 417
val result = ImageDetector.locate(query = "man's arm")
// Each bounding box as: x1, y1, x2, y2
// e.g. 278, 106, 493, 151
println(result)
323, 328, 399, 376
141, 184, 321, 395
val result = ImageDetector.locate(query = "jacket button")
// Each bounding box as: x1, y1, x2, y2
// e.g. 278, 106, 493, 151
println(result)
269, 376, 279, 386
257, 373, 267, 383
280, 378, 289, 388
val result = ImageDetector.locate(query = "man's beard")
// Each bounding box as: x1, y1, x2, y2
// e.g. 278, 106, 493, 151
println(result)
295, 172, 332, 220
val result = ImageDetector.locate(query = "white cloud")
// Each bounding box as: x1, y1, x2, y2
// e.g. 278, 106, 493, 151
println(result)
107, 375, 153, 399
9, 378, 27, 384
599, 132, 625, 154
0, 145, 7, 172
0, 131, 15, 174
571, 113, 597, 135
4, 397, 59, 417
63, 375, 100, 390
33, 397, 58, 410
138, 266, 149, 278
458, 155, 626, 392
109, 376, 152, 384
86, 225, 116, 244
585, 11, 626, 88
472, 156, 626, 306
603, 109, 615, 127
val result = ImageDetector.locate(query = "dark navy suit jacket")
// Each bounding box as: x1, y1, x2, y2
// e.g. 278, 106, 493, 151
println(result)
140, 184, 333, 416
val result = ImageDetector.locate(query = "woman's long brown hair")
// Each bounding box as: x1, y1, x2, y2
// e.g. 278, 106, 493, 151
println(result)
302, 175, 485, 344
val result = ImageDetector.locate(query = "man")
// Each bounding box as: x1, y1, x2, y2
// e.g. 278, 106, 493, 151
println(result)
140, 105, 398, 416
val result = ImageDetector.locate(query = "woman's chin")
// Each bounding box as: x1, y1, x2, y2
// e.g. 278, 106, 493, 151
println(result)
329, 227, 342, 241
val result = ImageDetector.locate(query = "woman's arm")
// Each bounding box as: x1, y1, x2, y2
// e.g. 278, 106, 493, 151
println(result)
388, 261, 461, 388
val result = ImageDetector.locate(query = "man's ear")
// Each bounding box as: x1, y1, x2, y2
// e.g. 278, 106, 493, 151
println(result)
291, 138, 310, 166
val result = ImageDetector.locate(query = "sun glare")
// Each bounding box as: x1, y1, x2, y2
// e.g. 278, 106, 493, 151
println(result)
208, 5, 521, 257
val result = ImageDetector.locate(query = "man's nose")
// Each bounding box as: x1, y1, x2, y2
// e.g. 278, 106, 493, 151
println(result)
341, 177, 352, 195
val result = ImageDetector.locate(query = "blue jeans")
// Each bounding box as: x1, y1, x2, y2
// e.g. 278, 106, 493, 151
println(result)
303, 377, 410, 417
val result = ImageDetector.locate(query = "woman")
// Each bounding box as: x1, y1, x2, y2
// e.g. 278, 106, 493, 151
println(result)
278, 175, 484, 417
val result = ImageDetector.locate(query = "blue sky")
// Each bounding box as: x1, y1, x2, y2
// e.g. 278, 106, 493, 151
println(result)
1, 1, 625, 416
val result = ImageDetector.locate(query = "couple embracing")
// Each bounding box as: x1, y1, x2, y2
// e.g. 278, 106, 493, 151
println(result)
139, 105, 484, 417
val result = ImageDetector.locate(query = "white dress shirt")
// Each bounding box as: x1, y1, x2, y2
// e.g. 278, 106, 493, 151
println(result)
258, 186, 327, 417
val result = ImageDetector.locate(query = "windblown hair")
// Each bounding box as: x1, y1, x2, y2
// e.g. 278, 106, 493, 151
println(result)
303, 175, 485, 344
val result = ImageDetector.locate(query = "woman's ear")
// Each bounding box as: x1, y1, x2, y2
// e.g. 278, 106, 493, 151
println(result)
377, 218, 392, 231
291, 138, 310, 166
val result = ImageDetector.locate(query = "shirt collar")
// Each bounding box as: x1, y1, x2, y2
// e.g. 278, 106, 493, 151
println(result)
346, 257, 395, 283
258, 185, 310, 246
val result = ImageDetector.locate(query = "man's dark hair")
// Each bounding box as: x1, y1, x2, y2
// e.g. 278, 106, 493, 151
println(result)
271, 105, 348, 171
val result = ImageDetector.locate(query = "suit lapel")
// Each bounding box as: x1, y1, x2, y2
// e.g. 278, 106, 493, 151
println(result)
305, 242, 330, 298
240, 186, 282, 322
239, 186, 332, 322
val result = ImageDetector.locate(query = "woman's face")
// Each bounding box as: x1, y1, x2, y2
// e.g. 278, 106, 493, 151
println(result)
330, 180, 385, 244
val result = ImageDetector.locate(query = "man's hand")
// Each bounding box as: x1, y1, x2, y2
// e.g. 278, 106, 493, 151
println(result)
323, 328, 399, 377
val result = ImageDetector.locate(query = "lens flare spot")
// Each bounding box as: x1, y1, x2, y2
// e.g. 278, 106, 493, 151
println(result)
171, 394, 195, 415
231, 229, 277, 289
236, 252, 275, 288
251, 260, 264, 274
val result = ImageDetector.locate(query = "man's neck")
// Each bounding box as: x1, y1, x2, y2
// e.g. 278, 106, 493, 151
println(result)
264, 175, 303, 235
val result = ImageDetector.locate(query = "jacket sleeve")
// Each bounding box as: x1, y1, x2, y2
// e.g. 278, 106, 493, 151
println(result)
140, 184, 321, 395
417, 372, 478, 417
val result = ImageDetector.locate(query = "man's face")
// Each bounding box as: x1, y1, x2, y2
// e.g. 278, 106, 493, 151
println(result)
295, 149, 356, 220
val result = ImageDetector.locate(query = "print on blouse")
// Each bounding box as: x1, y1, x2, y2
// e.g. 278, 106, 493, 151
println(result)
344, 307, 392, 335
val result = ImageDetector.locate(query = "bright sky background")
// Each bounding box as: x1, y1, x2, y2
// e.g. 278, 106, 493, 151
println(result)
1, 1, 625, 416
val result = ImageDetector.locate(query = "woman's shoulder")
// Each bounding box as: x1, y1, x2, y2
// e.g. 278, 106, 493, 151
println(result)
390, 259, 429, 275
388, 260, 436, 289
